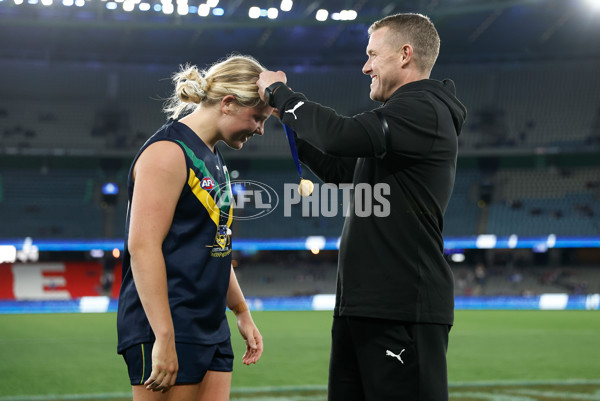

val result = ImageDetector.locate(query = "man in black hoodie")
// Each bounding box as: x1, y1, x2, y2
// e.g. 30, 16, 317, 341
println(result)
257, 13, 467, 401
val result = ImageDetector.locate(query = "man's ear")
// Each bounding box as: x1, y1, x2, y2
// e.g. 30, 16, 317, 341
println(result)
400, 44, 413, 66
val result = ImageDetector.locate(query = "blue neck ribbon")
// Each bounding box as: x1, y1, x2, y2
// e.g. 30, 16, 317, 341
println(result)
282, 122, 303, 179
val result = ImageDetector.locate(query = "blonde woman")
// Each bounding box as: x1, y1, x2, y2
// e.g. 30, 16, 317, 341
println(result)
117, 55, 272, 400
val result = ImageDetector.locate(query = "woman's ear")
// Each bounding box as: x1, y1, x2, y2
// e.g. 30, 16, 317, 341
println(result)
221, 95, 237, 115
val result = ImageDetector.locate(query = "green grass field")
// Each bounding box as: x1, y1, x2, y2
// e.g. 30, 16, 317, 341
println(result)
0, 310, 599, 400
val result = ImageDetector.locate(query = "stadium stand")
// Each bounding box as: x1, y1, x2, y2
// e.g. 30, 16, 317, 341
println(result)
0, 167, 104, 238
1, 59, 599, 244
441, 60, 600, 151
443, 169, 483, 236
2, 60, 600, 156
232, 260, 600, 298
487, 167, 600, 236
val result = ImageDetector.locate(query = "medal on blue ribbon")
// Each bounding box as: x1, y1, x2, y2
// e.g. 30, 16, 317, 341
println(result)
281, 122, 314, 196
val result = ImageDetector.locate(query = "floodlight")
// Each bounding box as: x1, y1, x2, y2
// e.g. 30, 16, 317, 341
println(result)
451, 253, 465, 263
102, 182, 119, 196
337, 9, 357, 21
198, 3, 209, 16
206, 0, 217, 7
0, 246, 17, 264
123, 1, 135, 12
212, 7, 224, 15
248, 6, 260, 18
177, 4, 188, 15
90, 249, 105, 258
476, 234, 497, 249
584, 0, 600, 11
267, 7, 278, 19
162, 3, 173, 14
305, 236, 326, 251
546, 234, 556, 248
280, 0, 292, 12
315, 9, 328, 21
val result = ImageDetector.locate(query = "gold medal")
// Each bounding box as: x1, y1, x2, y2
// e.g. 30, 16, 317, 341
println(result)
298, 178, 314, 197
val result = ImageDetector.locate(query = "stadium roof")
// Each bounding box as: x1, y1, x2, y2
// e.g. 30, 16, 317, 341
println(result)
1, 0, 599, 68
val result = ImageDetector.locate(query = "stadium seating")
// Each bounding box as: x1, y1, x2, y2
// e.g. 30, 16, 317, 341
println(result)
1, 60, 599, 241
0, 167, 104, 238
2, 162, 599, 239
234, 261, 600, 298
444, 169, 482, 236
486, 167, 600, 236
2, 60, 600, 155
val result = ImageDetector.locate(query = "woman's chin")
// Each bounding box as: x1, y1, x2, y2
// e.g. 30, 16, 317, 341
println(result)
223, 140, 244, 150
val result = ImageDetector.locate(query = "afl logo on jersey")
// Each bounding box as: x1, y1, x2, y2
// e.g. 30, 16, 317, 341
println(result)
201, 177, 215, 190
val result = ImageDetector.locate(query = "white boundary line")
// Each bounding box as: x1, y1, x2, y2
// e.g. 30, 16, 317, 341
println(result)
1, 380, 600, 401
449, 379, 600, 387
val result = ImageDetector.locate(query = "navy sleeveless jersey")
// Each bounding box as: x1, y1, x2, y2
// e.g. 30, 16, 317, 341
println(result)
117, 119, 234, 353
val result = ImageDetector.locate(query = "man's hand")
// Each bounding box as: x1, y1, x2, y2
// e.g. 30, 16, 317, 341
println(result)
257, 70, 288, 102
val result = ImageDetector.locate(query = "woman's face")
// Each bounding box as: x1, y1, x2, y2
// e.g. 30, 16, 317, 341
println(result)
221, 103, 273, 150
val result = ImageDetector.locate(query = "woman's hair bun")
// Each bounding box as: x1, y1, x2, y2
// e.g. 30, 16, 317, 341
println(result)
176, 66, 208, 104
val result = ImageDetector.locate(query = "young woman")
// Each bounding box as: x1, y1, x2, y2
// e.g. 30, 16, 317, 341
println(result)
117, 55, 272, 401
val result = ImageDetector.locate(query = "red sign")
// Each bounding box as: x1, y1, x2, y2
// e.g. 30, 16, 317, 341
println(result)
0, 261, 122, 300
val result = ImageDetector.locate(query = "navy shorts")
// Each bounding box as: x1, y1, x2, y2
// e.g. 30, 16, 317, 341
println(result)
122, 339, 234, 385
328, 316, 451, 401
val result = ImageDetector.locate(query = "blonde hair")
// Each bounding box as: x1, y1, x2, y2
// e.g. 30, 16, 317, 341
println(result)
164, 54, 267, 119
368, 13, 440, 74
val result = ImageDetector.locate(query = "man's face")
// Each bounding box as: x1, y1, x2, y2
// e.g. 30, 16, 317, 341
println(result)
362, 27, 404, 102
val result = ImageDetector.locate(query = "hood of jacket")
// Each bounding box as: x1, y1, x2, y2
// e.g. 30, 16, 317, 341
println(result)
389, 79, 467, 136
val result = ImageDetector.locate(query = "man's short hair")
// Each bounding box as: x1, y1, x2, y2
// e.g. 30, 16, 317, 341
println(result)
369, 13, 440, 74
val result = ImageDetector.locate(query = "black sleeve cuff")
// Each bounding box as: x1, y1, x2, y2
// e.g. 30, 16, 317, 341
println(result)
271, 85, 297, 111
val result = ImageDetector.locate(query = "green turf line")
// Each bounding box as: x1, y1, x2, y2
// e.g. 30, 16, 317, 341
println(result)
231, 385, 327, 393
0, 394, 132, 401
2, 381, 600, 401
449, 379, 600, 387
514, 389, 600, 400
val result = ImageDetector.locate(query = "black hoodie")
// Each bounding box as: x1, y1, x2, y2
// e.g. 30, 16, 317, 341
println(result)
271, 79, 467, 325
